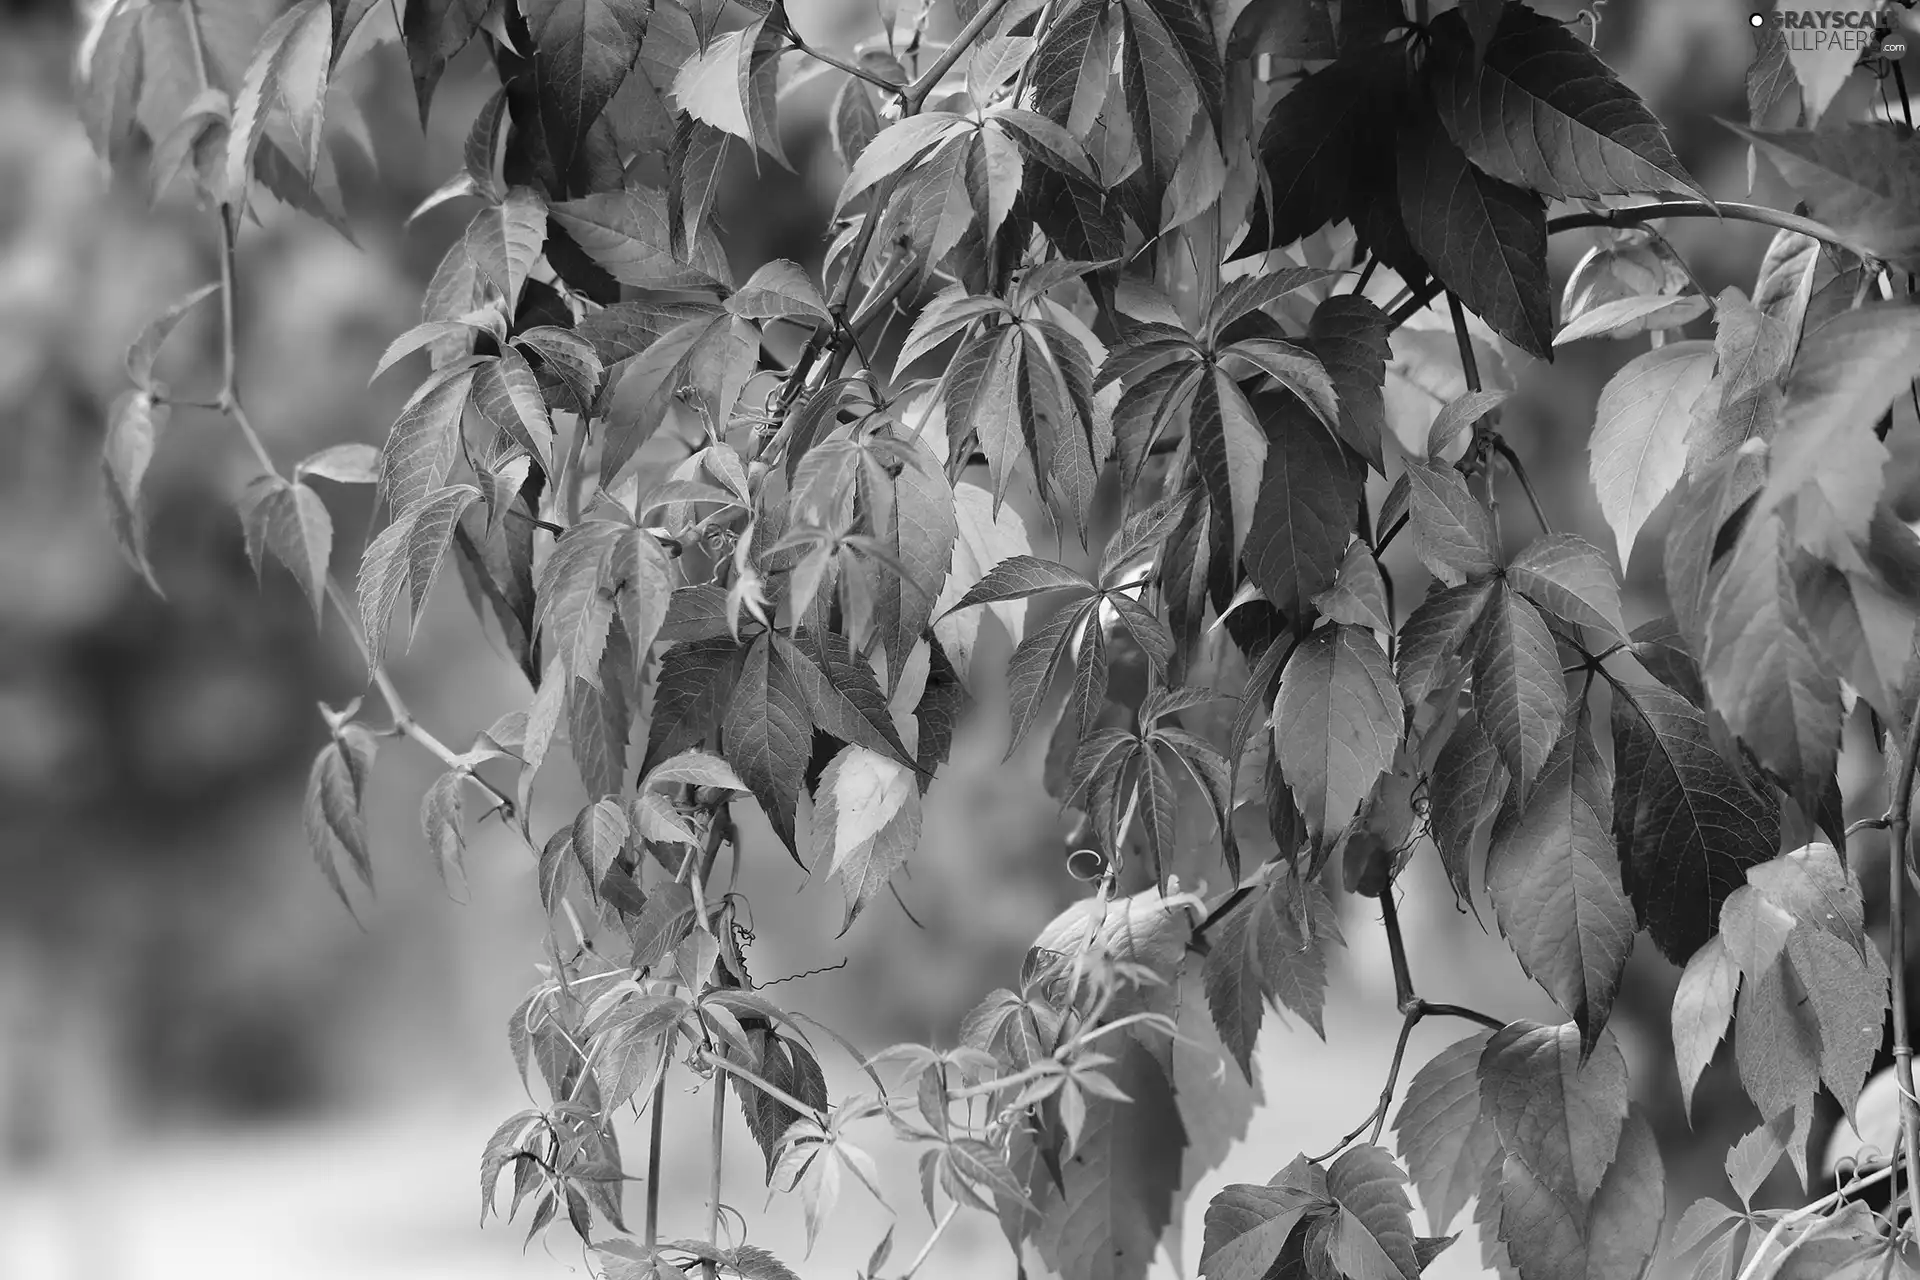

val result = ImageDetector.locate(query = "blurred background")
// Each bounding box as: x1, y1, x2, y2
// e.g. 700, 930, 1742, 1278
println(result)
2, 0, 1918, 1276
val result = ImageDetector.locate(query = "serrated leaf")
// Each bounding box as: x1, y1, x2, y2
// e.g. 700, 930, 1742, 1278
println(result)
1273, 624, 1402, 848
1506, 534, 1627, 641
1199, 1167, 1329, 1280
1322, 1148, 1419, 1280
240, 478, 332, 620
1426, 389, 1508, 461
420, 768, 467, 892
1429, 4, 1703, 200
521, 0, 647, 174
945, 555, 1094, 612
1027, 1037, 1187, 1280
1473, 584, 1567, 801
1554, 293, 1709, 345
1396, 579, 1495, 712
1308, 294, 1390, 472
303, 724, 378, 913
1788, 927, 1888, 1121
1478, 1019, 1628, 1207
1668, 937, 1738, 1138
360, 484, 483, 664
1486, 721, 1633, 1054
1734, 953, 1823, 1124
1428, 712, 1507, 911
813, 746, 920, 932
551, 189, 730, 291
1587, 338, 1717, 570
721, 634, 811, 859
1397, 112, 1551, 358
1733, 122, 1920, 269
1243, 396, 1362, 618
776, 633, 915, 770
1703, 517, 1840, 798
463, 187, 547, 313
1393, 1029, 1498, 1236
225, 0, 333, 221
125, 283, 218, 390
727, 259, 831, 326
380, 361, 481, 523
1312, 543, 1391, 633
101, 389, 170, 592
1610, 679, 1782, 964
1405, 460, 1497, 586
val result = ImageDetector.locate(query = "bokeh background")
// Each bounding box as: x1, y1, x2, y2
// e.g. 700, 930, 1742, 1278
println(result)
2, 0, 1918, 1276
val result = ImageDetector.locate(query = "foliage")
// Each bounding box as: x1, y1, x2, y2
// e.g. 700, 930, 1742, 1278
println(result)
74, 0, 1920, 1277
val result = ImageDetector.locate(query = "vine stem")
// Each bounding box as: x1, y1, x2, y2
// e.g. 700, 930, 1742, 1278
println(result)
1887, 695, 1920, 1230
1310, 889, 1505, 1161
699, 1047, 827, 1124
645, 1069, 668, 1249
899, 1203, 961, 1280
206, 209, 517, 818
705, 1073, 727, 1280
1734, 1158, 1899, 1280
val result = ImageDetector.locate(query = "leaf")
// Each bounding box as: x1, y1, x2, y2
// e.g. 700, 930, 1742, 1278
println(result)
1396, 580, 1495, 713
521, 0, 647, 174
472, 348, 554, 471
239, 477, 333, 620
1427, 712, 1507, 911
1610, 679, 1783, 964
933, 482, 1033, 683
1429, 4, 1703, 200
420, 769, 467, 892
643, 637, 748, 775
1733, 122, 1920, 269
1393, 1029, 1498, 1236
80, 0, 145, 169
721, 634, 811, 859
1554, 293, 1709, 346
1486, 722, 1633, 1054
303, 724, 378, 914
1500, 1103, 1664, 1280
1506, 535, 1628, 641
551, 189, 730, 291
1243, 396, 1362, 618
727, 260, 832, 326
1273, 624, 1402, 849
1478, 1019, 1628, 1208
1324, 1144, 1419, 1280
1397, 113, 1551, 358
379, 361, 481, 523
1788, 927, 1888, 1122
1313, 544, 1392, 634
776, 633, 916, 771
125, 283, 219, 390
946, 556, 1094, 612
225, 0, 333, 220
1405, 460, 1497, 587
1586, 339, 1717, 569
297, 442, 382, 485
1703, 517, 1841, 798
1426, 389, 1508, 461
1308, 295, 1391, 472
1672, 935, 1739, 1118
1734, 954, 1823, 1125
1201, 874, 1342, 1076
1199, 1177, 1327, 1280
1755, 304, 1920, 559
1472, 584, 1568, 802
402, 0, 486, 124
1246, 47, 1399, 253
101, 389, 170, 592
1690, 287, 1794, 474
1027, 1038, 1187, 1280
813, 747, 920, 932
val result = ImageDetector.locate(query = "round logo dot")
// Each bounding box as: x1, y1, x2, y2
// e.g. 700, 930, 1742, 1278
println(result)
1749, 11, 1765, 26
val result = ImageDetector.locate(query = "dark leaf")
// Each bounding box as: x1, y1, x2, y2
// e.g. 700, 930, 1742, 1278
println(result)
1273, 624, 1402, 848
1472, 583, 1568, 801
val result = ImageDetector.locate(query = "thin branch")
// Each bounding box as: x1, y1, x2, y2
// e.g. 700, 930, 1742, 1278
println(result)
1887, 699, 1920, 1230
899, 1203, 962, 1280
785, 33, 907, 98
700, 1047, 828, 1125
645, 1069, 668, 1249
1735, 1158, 1899, 1280
705, 1073, 727, 1280
1544, 200, 1849, 251
1493, 438, 1553, 536
205, 199, 518, 820
1416, 1001, 1506, 1032
1378, 888, 1417, 1012
902, 0, 1018, 108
